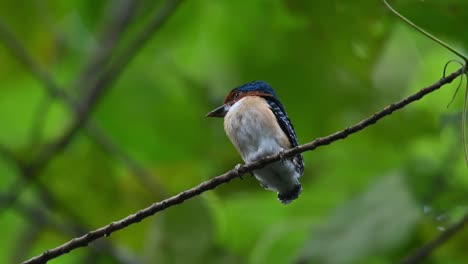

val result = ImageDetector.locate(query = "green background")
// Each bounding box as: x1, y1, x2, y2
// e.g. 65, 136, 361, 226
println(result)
0, 0, 467, 263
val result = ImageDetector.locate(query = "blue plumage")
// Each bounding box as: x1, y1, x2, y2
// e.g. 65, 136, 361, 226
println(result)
234, 80, 279, 99
267, 99, 304, 175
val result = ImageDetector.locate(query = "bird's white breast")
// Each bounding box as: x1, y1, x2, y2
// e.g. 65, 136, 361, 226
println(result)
224, 96, 289, 162
224, 96, 299, 194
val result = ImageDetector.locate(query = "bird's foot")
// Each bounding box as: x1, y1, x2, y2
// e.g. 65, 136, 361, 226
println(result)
279, 148, 287, 165
234, 164, 244, 179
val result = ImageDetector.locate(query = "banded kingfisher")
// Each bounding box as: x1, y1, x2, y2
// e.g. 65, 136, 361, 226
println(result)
207, 81, 304, 204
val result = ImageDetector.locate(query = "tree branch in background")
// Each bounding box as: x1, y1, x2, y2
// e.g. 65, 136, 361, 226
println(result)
72, 0, 138, 93
0, 143, 42, 212
31, 0, 184, 169
27, 94, 52, 147
0, 152, 139, 264
2, 195, 142, 264
85, 124, 167, 197
0, 21, 68, 99
0, 0, 177, 203
27, 0, 137, 145
21, 68, 464, 264
0, 1, 183, 262
400, 212, 468, 264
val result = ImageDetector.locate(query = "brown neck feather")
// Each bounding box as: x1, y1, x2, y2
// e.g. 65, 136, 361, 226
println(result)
224, 90, 274, 105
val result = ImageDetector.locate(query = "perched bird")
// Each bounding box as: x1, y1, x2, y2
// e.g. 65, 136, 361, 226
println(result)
207, 81, 304, 204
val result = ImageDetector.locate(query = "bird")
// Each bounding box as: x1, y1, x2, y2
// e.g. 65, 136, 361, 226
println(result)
206, 81, 304, 204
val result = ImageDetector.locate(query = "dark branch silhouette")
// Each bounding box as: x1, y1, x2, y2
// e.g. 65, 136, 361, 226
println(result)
2, 195, 141, 264
400, 212, 468, 264
21, 67, 464, 264
0, 2, 181, 262
0, 150, 139, 264
0, 0, 178, 206
31, 0, 183, 170
85, 124, 167, 197
73, 0, 139, 93
28, 94, 52, 147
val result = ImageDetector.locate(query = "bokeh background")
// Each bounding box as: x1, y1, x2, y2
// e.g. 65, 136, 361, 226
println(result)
0, 0, 467, 263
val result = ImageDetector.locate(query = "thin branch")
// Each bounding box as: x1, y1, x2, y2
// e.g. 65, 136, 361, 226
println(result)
11, 222, 41, 264
400, 212, 468, 264
0, 154, 138, 263
0, 167, 141, 264
0, 145, 37, 212
0, 20, 69, 100
21, 68, 464, 264
14, 140, 150, 264
383, 0, 468, 62
0, 26, 162, 199
0, 28, 148, 259
0, 145, 72, 214
86, 124, 167, 197
3, 195, 142, 264
31, 0, 183, 170
0, 5, 181, 263
73, 0, 138, 93
0, 153, 141, 264
27, 0, 138, 146
28, 94, 52, 147
0, 0, 175, 203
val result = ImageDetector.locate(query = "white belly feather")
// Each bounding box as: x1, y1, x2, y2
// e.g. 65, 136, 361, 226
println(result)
224, 97, 300, 195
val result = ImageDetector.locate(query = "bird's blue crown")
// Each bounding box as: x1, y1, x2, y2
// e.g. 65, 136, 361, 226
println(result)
234, 81, 279, 99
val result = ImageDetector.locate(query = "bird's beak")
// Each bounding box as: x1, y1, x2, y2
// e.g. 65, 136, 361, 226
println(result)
206, 104, 228, 118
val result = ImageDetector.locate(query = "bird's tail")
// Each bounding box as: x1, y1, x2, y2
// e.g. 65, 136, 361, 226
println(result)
278, 183, 302, 204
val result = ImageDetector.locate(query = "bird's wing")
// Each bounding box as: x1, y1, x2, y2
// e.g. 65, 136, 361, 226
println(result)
267, 99, 304, 175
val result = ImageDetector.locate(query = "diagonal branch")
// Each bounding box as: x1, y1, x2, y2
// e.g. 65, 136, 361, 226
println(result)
73, 0, 139, 93
4, 195, 142, 264
0, 20, 68, 100
27, 94, 52, 147
21, 68, 465, 264
400, 212, 468, 264
85, 124, 167, 196
32, 0, 184, 169
0, 0, 180, 202
0, 24, 163, 198
0, 166, 140, 264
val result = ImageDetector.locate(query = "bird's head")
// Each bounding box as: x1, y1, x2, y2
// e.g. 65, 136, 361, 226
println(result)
206, 81, 278, 118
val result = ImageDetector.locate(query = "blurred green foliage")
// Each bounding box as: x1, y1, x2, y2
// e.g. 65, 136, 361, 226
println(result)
0, 0, 467, 263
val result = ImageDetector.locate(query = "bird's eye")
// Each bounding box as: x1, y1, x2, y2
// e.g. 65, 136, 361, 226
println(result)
234, 91, 241, 99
